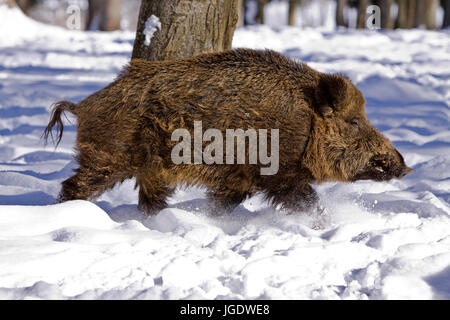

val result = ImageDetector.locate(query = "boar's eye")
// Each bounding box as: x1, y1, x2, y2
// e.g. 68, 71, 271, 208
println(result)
350, 119, 360, 129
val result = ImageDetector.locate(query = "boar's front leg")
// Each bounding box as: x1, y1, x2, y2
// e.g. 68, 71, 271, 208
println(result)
267, 183, 320, 213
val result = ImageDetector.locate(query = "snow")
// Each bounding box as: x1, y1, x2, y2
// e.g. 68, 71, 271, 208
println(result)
143, 15, 161, 46
0, 6, 449, 300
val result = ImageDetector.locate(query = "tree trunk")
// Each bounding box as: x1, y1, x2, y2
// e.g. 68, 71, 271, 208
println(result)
357, 0, 369, 29
243, 0, 251, 25
407, 0, 416, 28
255, 0, 268, 24
101, 0, 121, 31
396, 0, 408, 28
87, 0, 122, 31
288, 0, 301, 26
414, 0, 425, 27
379, 0, 394, 29
5, 0, 17, 8
132, 0, 239, 61
424, 0, 438, 29
444, 0, 450, 28
237, 0, 244, 27
336, 0, 348, 27
87, 0, 97, 29
16, 0, 30, 14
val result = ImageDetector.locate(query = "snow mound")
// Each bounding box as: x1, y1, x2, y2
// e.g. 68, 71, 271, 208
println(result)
0, 200, 116, 237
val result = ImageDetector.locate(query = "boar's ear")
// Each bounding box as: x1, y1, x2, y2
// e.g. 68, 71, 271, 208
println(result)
314, 73, 349, 116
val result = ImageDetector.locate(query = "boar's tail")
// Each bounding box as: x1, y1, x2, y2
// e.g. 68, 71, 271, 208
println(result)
42, 100, 77, 147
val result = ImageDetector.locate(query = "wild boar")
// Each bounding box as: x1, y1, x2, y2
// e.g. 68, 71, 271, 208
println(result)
44, 49, 413, 215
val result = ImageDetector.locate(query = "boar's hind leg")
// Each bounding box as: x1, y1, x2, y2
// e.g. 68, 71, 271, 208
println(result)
57, 166, 125, 203
136, 173, 174, 216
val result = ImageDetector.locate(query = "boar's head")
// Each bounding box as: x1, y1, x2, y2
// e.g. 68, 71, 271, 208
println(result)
303, 73, 413, 183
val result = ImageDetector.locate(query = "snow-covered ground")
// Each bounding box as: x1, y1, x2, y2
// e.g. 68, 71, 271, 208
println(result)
0, 6, 449, 300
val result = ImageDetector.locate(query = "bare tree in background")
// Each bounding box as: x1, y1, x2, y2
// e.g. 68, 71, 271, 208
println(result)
336, 0, 348, 27
16, 0, 30, 14
7, 0, 33, 14
255, 0, 268, 24
87, 0, 122, 31
132, 0, 239, 61
343, 0, 444, 30
444, 0, 450, 28
243, 0, 251, 25
414, 0, 426, 27
408, 0, 418, 28
396, 0, 416, 28
288, 0, 302, 26
4, 0, 17, 7
356, 0, 369, 28
375, 0, 394, 29
237, 0, 244, 26
424, 0, 438, 29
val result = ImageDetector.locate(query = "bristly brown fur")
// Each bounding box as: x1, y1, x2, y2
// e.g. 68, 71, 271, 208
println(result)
46, 49, 411, 215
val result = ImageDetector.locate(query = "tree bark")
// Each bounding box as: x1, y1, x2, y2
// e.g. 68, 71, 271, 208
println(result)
407, 0, 416, 28
255, 0, 268, 24
444, 0, 450, 28
102, 0, 121, 31
243, 0, 251, 25
424, 0, 438, 29
132, 0, 239, 61
379, 0, 394, 29
288, 0, 301, 26
87, 0, 97, 30
414, 0, 425, 27
396, 0, 408, 28
237, 0, 244, 27
356, 0, 369, 29
5, 0, 17, 8
336, 0, 348, 27
16, 0, 30, 14
87, 0, 122, 31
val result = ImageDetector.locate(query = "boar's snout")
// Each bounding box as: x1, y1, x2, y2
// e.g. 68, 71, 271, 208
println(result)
353, 150, 413, 182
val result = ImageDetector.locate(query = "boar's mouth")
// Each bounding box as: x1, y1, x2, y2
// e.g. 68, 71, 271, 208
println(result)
352, 154, 413, 182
